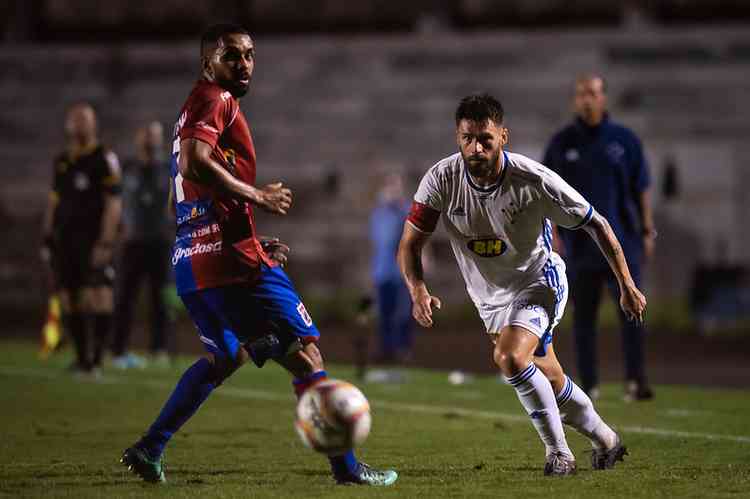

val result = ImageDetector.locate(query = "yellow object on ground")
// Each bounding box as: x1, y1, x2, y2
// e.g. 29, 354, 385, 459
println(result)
39, 295, 63, 360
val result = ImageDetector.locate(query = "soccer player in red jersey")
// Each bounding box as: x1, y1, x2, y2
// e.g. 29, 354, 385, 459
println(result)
121, 24, 396, 486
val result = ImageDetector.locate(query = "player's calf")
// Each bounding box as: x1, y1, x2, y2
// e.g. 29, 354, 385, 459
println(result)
494, 328, 575, 472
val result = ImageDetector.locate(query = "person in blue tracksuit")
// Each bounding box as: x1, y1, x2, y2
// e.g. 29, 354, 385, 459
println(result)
370, 173, 415, 364
543, 74, 657, 401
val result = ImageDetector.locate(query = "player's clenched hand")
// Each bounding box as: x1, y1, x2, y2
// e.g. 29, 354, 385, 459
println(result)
90, 241, 113, 268
258, 182, 292, 215
412, 289, 442, 328
620, 284, 647, 325
260, 237, 290, 267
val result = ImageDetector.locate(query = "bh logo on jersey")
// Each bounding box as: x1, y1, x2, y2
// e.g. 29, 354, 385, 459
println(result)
468, 238, 507, 257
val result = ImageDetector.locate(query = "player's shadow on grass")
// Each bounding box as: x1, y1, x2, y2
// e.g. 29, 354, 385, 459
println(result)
170, 468, 246, 477
181, 427, 267, 437
35, 470, 125, 480
36, 476, 132, 488
292, 469, 332, 478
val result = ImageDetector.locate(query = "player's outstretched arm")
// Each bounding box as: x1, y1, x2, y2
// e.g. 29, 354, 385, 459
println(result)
582, 211, 647, 323
179, 138, 292, 215
398, 222, 442, 328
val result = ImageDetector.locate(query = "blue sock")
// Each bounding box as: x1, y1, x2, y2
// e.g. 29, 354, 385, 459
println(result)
292, 370, 328, 398
138, 358, 215, 458
291, 370, 360, 478
330, 450, 359, 478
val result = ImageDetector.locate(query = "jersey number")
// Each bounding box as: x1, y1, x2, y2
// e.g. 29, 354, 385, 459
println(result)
173, 137, 185, 203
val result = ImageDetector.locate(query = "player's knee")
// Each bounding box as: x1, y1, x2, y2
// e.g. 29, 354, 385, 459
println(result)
58, 291, 73, 314
544, 371, 565, 393
86, 286, 114, 313
494, 348, 530, 377
207, 350, 247, 386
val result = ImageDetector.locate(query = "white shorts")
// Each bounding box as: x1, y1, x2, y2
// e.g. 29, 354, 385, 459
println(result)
477, 253, 568, 356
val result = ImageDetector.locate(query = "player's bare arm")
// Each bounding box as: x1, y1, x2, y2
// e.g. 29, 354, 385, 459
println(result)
179, 137, 292, 215
397, 222, 442, 328
91, 192, 122, 268
167, 181, 176, 218
582, 211, 647, 323
638, 189, 657, 262
40, 193, 58, 264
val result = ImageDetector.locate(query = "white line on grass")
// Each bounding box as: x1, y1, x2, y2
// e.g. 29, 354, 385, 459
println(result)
2, 365, 749, 444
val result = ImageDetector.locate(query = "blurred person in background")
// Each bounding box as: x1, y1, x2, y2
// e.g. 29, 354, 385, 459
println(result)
369, 173, 414, 373
543, 74, 656, 402
111, 121, 172, 369
40, 102, 122, 377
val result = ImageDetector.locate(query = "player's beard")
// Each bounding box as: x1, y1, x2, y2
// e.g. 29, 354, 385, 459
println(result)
217, 76, 251, 98
463, 149, 501, 183
231, 80, 250, 97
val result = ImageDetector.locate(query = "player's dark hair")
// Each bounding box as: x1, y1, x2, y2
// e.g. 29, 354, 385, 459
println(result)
455, 94, 504, 126
200, 23, 251, 54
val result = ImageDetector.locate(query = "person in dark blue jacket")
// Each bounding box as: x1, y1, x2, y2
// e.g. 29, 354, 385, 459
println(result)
543, 74, 656, 402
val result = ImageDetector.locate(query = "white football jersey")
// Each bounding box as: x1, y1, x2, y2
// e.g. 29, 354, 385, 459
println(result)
412, 151, 593, 309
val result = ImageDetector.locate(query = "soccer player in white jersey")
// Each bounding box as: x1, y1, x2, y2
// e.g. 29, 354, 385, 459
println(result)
398, 94, 647, 475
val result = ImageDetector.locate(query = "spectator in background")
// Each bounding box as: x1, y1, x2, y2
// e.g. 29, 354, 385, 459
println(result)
543, 74, 656, 402
111, 121, 172, 369
369, 173, 415, 368
40, 102, 122, 377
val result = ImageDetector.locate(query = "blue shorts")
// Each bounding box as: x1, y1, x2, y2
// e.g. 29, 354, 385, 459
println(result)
180, 265, 320, 360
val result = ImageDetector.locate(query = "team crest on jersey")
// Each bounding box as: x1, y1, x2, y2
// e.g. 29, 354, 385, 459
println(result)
606, 142, 625, 164
297, 302, 313, 327
222, 148, 237, 173
176, 205, 207, 224
73, 172, 90, 191
467, 238, 507, 257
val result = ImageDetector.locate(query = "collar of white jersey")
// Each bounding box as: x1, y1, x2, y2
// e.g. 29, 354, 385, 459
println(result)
464, 151, 509, 194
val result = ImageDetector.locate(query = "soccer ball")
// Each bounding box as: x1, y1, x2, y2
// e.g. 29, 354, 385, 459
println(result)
295, 379, 372, 454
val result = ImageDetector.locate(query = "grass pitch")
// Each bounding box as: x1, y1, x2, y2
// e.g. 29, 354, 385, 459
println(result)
1, 341, 748, 498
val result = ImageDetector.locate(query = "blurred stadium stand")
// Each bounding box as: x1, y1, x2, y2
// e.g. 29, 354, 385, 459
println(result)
0, 1, 749, 331
3, 1, 750, 40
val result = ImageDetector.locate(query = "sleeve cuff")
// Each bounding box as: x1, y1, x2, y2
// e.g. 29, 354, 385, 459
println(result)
568, 205, 594, 230
181, 128, 219, 149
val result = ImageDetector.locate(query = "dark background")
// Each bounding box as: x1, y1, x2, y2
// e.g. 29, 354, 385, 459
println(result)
1, 0, 748, 386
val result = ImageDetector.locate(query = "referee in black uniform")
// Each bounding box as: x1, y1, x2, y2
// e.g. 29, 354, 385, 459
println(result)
40, 102, 123, 376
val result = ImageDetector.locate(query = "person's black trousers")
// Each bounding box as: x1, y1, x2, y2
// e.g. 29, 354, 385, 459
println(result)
112, 240, 171, 356
568, 264, 647, 392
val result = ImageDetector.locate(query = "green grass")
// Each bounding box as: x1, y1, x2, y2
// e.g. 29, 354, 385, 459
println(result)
1, 341, 748, 498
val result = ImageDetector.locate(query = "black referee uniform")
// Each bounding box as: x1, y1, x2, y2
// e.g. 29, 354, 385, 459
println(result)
50, 144, 121, 370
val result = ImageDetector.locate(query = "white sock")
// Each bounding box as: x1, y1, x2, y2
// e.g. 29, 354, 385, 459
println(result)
557, 376, 617, 450
506, 363, 573, 459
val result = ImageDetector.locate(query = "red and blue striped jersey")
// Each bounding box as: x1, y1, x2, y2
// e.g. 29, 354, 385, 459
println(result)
170, 80, 275, 295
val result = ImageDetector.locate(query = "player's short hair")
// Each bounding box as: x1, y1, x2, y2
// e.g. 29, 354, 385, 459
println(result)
575, 73, 608, 93
455, 94, 504, 126
65, 101, 95, 114
200, 23, 251, 55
